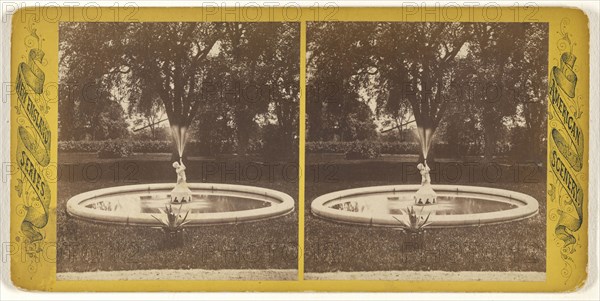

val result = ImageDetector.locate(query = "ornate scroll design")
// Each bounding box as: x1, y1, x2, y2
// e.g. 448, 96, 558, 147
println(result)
14, 18, 52, 273
548, 18, 585, 283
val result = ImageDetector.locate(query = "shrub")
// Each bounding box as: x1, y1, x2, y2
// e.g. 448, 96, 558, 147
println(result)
380, 141, 420, 154
59, 139, 287, 157
307, 141, 421, 155
305, 140, 491, 157
130, 140, 171, 153
344, 140, 381, 160
60, 140, 171, 154
259, 125, 298, 161
60, 140, 231, 156
97, 141, 133, 158
59, 141, 103, 152
306, 141, 350, 153
509, 126, 539, 161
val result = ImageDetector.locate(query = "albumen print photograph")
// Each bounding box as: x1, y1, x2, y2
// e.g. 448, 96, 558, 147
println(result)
305, 22, 548, 281
56, 22, 299, 280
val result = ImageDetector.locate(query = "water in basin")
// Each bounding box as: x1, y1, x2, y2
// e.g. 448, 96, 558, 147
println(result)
84, 192, 272, 214
329, 192, 518, 216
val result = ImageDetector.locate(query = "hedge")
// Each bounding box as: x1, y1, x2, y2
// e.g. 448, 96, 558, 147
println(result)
97, 141, 133, 158
59, 139, 265, 156
307, 141, 486, 156
307, 141, 421, 155
60, 140, 502, 157
59, 140, 173, 153
344, 140, 381, 159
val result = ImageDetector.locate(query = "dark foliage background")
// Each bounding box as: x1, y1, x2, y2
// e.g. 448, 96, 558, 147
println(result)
307, 22, 548, 162
59, 22, 299, 160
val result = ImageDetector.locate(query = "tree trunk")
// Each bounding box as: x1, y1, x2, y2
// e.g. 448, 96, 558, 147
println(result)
308, 98, 323, 141
235, 112, 253, 156
482, 114, 497, 162
237, 130, 249, 156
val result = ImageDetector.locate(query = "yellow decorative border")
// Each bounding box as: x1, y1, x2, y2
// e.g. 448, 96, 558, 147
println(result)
547, 17, 588, 286
10, 6, 589, 292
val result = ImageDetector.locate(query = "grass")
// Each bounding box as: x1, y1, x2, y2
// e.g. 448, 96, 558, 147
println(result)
304, 153, 547, 273
57, 152, 547, 273
56, 153, 298, 273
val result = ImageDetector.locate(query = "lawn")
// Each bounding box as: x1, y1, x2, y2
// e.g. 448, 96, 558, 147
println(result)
56, 153, 298, 273
304, 153, 547, 273
56, 152, 547, 273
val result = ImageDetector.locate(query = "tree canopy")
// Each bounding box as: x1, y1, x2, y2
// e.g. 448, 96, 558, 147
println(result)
59, 22, 299, 158
307, 22, 548, 160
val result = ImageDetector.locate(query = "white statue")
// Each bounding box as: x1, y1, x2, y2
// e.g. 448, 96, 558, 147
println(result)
171, 159, 192, 203
173, 160, 187, 184
418, 162, 431, 185
414, 161, 436, 205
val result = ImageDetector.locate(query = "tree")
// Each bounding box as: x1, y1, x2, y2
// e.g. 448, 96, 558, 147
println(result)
130, 99, 165, 140
121, 23, 224, 129
60, 22, 225, 159
375, 23, 472, 137
188, 22, 300, 157
60, 22, 299, 159
59, 23, 130, 140
512, 23, 548, 161
220, 23, 280, 155
468, 23, 540, 160
260, 23, 300, 159
306, 22, 378, 141
306, 21, 547, 162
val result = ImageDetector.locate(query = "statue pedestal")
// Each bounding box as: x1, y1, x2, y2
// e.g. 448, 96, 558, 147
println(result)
171, 183, 192, 203
414, 184, 437, 205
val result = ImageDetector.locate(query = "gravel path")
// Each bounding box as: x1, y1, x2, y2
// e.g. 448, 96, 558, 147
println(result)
57, 269, 297, 281
57, 269, 545, 282
304, 271, 546, 281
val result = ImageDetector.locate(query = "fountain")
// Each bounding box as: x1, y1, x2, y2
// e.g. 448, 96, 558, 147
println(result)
414, 126, 437, 205
66, 126, 294, 226
66, 182, 294, 226
311, 126, 539, 228
170, 160, 192, 203
414, 161, 436, 205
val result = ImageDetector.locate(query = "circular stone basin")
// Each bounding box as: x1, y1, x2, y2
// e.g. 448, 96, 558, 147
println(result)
311, 185, 539, 227
67, 183, 294, 226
